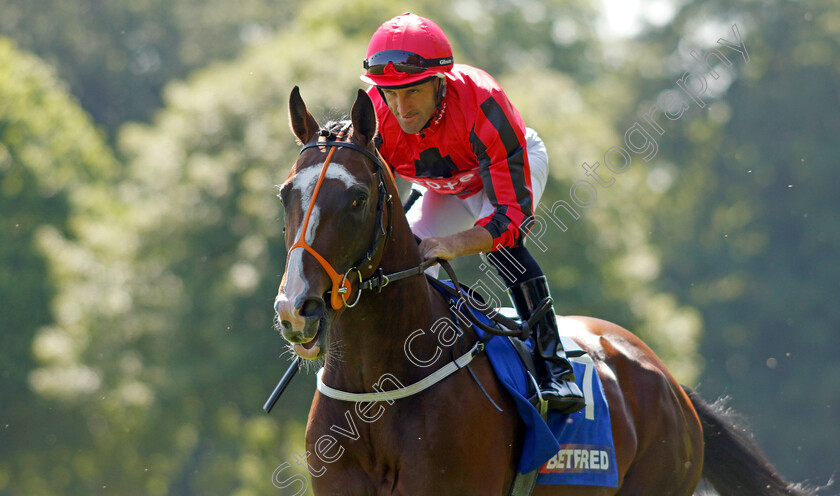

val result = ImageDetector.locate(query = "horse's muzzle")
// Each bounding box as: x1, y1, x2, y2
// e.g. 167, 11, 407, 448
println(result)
275, 294, 326, 354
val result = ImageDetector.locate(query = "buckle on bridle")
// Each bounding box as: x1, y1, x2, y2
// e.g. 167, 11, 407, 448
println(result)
374, 268, 390, 293
339, 267, 363, 308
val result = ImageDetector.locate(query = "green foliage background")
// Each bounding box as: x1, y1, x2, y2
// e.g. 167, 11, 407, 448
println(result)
1, 0, 837, 494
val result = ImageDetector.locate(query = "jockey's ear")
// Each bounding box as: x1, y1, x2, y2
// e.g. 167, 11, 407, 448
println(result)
289, 86, 320, 145
350, 89, 378, 147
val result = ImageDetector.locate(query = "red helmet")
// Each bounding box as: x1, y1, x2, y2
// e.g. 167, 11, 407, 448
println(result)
361, 13, 454, 87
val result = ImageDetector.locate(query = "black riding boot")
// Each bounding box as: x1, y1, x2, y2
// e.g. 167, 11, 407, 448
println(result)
508, 276, 585, 414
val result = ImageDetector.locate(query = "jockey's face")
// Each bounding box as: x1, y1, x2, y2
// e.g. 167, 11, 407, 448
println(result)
381, 79, 439, 135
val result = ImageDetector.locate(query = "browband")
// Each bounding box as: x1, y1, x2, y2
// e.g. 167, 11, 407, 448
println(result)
301, 140, 385, 171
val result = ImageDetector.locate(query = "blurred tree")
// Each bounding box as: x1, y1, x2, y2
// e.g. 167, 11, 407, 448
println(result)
21, 0, 838, 492
2, 1, 705, 492
415, 0, 707, 379
8, 16, 373, 495
0, 0, 703, 382
612, 0, 840, 484
0, 36, 119, 494
494, 64, 705, 381
0, 0, 298, 134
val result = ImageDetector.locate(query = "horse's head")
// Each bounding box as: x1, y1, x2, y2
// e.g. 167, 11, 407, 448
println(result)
274, 87, 387, 360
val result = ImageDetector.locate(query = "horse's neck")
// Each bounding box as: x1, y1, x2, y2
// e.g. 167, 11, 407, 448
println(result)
326, 281, 444, 384
322, 199, 451, 392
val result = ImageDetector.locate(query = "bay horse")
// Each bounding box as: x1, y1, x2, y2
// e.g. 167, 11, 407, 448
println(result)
273, 86, 813, 496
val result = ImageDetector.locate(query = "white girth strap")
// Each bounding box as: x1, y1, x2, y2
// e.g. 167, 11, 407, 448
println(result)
316, 341, 485, 402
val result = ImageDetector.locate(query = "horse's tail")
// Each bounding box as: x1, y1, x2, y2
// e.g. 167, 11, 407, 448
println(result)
682, 385, 817, 496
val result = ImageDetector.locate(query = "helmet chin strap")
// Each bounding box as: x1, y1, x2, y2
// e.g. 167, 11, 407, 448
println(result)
435, 77, 446, 110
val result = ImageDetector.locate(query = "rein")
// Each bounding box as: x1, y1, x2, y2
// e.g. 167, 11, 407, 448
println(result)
267, 125, 550, 411
288, 125, 549, 337
312, 257, 553, 404
290, 125, 552, 333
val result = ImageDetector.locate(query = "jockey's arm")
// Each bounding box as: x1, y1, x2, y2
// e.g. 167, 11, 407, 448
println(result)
418, 226, 494, 261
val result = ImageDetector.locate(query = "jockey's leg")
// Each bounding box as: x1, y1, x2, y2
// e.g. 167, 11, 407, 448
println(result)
486, 246, 585, 414
480, 129, 583, 413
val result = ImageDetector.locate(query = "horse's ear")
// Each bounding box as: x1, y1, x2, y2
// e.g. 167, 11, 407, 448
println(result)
350, 89, 377, 146
289, 86, 320, 145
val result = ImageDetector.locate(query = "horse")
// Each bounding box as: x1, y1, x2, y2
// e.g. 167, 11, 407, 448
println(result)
273, 86, 813, 496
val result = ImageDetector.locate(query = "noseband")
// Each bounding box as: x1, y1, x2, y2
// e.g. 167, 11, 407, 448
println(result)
286, 125, 393, 310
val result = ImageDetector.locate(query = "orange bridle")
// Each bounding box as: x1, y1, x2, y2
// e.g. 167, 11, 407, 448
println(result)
284, 126, 392, 310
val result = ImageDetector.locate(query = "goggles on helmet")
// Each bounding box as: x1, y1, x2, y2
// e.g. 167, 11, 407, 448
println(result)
364, 50, 453, 75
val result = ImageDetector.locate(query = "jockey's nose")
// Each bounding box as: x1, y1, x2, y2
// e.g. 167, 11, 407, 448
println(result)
392, 92, 412, 117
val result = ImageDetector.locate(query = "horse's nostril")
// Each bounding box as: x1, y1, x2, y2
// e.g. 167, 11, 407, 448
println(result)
280, 320, 293, 332
299, 297, 325, 319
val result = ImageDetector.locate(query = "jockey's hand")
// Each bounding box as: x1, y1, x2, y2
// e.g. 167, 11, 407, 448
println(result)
418, 227, 494, 261
419, 237, 457, 261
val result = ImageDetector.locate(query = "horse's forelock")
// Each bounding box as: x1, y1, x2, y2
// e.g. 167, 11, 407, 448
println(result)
319, 119, 351, 141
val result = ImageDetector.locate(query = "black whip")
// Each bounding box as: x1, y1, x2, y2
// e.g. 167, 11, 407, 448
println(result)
263, 356, 301, 414
402, 188, 423, 212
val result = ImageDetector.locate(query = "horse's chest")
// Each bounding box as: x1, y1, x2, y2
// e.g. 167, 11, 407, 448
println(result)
305, 406, 464, 494
305, 367, 517, 494
309, 453, 453, 496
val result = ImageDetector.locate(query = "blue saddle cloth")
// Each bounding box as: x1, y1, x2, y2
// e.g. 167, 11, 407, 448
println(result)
433, 280, 618, 487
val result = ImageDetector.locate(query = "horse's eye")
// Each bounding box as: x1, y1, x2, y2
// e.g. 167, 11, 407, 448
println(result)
352, 193, 368, 209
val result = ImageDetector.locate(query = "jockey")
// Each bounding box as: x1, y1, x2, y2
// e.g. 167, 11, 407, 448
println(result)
361, 13, 585, 414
